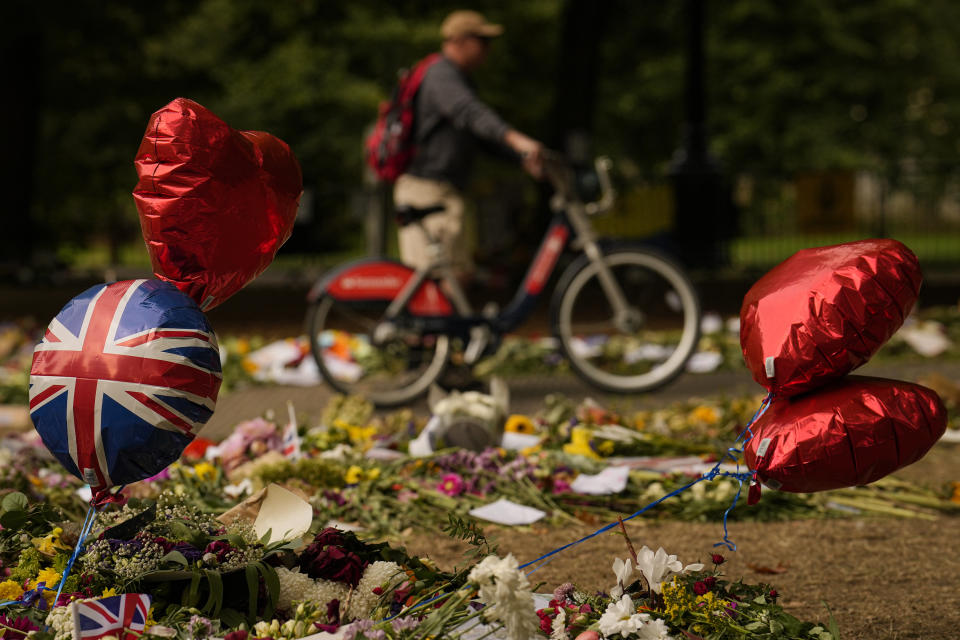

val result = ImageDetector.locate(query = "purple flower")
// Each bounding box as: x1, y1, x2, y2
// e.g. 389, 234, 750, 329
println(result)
323, 490, 347, 507
171, 543, 203, 563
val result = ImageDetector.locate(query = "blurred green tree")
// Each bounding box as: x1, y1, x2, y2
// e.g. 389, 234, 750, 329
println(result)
7, 0, 960, 267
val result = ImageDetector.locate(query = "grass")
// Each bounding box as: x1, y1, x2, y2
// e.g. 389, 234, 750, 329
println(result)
729, 233, 960, 269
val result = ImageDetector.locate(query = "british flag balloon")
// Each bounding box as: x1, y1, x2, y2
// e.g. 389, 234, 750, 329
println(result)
29, 279, 222, 496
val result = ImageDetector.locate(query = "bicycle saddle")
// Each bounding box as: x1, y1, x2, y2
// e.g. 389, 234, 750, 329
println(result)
395, 203, 446, 227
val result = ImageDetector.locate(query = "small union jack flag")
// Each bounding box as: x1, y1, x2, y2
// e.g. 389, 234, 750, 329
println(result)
29, 279, 222, 490
71, 593, 151, 640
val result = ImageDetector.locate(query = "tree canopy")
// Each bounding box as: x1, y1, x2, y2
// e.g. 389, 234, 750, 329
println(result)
7, 0, 960, 261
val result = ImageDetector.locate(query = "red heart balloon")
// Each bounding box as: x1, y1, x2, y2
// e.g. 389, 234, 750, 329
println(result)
740, 239, 921, 397
133, 98, 302, 310
745, 376, 946, 493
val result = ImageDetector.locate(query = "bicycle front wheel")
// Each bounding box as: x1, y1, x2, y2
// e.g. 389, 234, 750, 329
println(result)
307, 295, 449, 407
552, 249, 701, 393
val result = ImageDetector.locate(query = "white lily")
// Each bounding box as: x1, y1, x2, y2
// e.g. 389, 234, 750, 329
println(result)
609, 556, 633, 599
634, 546, 704, 594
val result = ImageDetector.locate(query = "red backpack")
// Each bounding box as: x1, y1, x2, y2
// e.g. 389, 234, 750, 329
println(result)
365, 53, 441, 182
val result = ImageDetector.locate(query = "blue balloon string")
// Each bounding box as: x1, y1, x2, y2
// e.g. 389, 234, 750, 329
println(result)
51, 504, 99, 606
519, 393, 773, 575
0, 487, 115, 611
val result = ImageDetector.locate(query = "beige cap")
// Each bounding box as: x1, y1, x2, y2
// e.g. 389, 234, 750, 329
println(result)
441, 10, 504, 39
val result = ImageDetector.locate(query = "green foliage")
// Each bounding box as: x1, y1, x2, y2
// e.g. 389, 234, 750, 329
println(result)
19, 0, 960, 256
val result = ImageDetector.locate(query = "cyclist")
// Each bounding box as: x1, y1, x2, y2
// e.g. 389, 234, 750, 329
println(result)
395, 9, 545, 284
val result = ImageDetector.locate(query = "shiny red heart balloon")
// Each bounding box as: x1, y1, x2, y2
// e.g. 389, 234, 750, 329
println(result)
740, 238, 921, 397
745, 376, 946, 494
133, 98, 302, 310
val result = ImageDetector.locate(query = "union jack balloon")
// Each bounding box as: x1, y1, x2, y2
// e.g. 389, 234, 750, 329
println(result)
29, 279, 221, 495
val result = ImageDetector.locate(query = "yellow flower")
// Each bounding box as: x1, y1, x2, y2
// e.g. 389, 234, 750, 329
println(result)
341, 421, 377, 446
32, 527, 70, 556
100, 587, 118, 597
597, 440, 615, 456
520, 444, 542, 457
562, 427, 601, 460
33, 568, 61, 588
235, 338, 251, 355
0, 579, 24, 601
504, 415, 537, 435
690, 405, 719, 425
145, 606, 157, 630
193, 461, 217, 482
241, 358, 259, 374
344, 465, 364, 484
366, 468, 381, 482
28, 475, 43, 488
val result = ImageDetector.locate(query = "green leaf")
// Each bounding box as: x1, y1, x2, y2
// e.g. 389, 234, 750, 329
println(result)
260, 562, 280, 620
823, 601, 842, 639
160, 551, 189, 567
219, 608, 246, 629
1, 492, 28, 513
0, 510, 28, 530
202, 569, 224, 617
183, 571, 202, 607
245, 564, 259, 622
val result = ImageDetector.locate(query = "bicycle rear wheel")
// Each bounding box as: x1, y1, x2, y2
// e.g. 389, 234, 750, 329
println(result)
307, 294, 449, 407
552, 249, 701, 393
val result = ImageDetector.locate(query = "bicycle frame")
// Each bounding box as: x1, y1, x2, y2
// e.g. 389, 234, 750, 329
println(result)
313, 155, 633, 342
380, 199, 631, 339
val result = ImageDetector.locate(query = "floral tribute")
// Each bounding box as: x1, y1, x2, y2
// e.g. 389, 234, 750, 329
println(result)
0, 497, 839, 640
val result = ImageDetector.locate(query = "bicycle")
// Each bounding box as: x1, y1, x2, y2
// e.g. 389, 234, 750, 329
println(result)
305, 153, 701, 407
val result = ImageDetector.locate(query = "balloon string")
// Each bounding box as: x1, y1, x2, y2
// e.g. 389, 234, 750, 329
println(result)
0, 484, 128, 611
519, 393, 773, 575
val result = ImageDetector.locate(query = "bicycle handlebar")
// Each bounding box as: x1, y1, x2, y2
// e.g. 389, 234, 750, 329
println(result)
541, 151, 616, 216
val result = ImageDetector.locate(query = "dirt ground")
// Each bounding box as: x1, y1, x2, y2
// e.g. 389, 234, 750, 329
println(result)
397, 442, 960, 640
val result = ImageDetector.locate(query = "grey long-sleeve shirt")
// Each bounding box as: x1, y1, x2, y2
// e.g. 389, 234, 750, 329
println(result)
407, 56, 516, 190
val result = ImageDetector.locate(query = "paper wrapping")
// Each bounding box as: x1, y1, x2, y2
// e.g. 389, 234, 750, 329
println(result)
29, 280, 221, 494
740, 239, 921, 397
133, 97, 302, 311
745, 376, 946, 493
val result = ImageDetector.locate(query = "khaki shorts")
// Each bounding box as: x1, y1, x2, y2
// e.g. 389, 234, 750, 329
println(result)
394, 174, 473, 277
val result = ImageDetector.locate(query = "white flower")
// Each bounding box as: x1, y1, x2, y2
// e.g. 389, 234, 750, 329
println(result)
634, 547, 704, 594
550, 606, 569, 640
346, 561, 404, 620
598, 594, 650, 638
609, 557, 633, 599
45, 603, 75, 640
468, 554, 539, 640
275, 567, 350, 617
637, 617, 675, 640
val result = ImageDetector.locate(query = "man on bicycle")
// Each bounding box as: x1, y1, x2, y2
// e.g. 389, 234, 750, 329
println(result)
395, 9, 545, 283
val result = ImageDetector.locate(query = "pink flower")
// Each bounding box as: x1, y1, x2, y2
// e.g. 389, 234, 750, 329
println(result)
551, 478, 572, 494
437, 473, 465, 496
